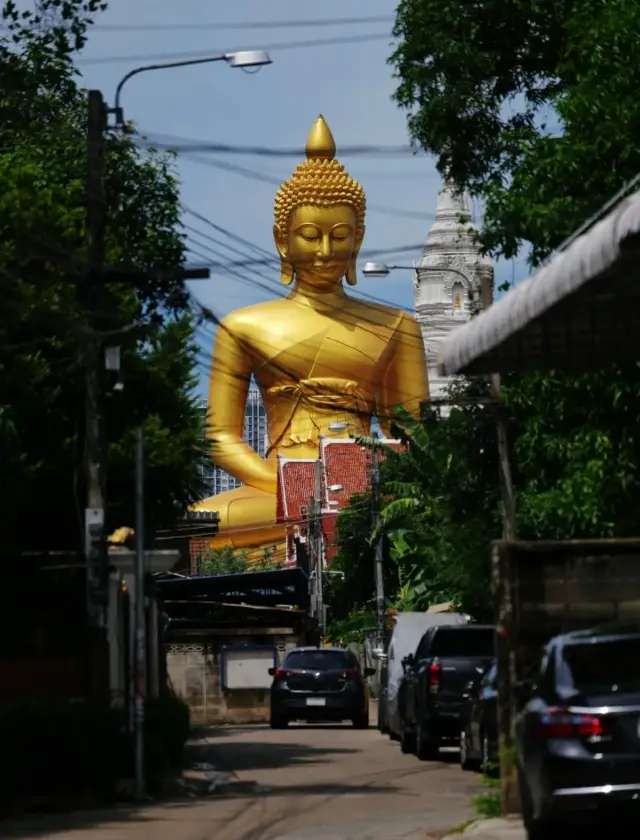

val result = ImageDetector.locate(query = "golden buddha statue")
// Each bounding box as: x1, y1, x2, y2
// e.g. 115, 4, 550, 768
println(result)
193, 116, 429, 549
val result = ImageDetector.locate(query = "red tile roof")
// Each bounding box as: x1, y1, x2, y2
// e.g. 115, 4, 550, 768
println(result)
276, 459, 317, 524
322, 439, 405, 509
276, 440, 406, 565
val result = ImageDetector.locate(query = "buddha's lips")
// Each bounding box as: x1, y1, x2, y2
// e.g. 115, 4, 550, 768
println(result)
311, 262, 340, 272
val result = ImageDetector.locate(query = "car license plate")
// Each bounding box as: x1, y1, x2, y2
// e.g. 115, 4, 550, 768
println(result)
306, 697, 326, 706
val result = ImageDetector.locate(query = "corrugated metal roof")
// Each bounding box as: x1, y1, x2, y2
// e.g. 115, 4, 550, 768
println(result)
438, 191, 640, 376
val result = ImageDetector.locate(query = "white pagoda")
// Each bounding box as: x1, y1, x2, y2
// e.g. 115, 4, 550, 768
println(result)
413, 182, 494, 400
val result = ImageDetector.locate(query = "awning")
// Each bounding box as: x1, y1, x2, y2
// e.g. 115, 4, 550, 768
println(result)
437, 192, 640, 376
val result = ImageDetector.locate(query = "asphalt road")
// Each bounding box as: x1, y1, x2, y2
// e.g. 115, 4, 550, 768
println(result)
5, 711, 483, 840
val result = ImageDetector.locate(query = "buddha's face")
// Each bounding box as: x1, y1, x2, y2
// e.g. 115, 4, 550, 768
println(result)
274, 205, 362, 288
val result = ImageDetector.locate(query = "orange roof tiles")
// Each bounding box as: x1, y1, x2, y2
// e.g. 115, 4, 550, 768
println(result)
276, 459, 317, 524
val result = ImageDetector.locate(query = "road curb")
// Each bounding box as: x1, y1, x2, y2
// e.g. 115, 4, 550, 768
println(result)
436, 817, 525, 840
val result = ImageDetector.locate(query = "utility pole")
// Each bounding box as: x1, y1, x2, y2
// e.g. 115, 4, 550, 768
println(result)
83, 90, 109, 697
370, 434, 385, 651
310, 459, 325, 639
134, 428, 146, 801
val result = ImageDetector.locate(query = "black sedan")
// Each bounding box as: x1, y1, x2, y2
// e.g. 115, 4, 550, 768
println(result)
268, 647, 374, 728
516, 626, 640, 839
460, 659, 498, 774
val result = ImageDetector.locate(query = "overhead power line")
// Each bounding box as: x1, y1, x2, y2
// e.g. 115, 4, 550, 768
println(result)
83, 15, 395, 33
77, 31, 392, 65
139, 134, 415, 158
175, 153, 434, 221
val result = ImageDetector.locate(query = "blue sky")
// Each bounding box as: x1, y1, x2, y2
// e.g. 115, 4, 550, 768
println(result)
75, 0, 529, 394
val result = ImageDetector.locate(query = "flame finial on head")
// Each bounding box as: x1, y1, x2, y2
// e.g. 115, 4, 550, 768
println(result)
305, 114, 336, 161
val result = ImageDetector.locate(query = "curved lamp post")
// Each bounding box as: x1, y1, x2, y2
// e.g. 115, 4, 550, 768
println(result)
113, 50, 272, 127
362, 260, 470, 283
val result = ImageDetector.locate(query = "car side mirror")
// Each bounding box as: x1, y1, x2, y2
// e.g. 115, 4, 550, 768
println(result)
514, 679, 535, 702
268, 667, 276, 676
364, 667, 376, 678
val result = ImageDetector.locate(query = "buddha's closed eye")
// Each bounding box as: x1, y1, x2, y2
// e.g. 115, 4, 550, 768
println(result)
298, 225, 320, 241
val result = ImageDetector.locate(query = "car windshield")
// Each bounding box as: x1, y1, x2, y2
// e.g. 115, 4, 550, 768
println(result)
431, 629, 495, 658
560, 637, 640, 693
284, 650, 355, 671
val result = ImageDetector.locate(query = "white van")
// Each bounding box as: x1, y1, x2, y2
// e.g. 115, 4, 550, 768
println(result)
380, 611, 470, 740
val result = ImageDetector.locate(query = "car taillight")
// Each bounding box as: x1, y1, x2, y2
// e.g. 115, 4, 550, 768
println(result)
428, 662, 441, 694
274, 668, 293, 678
342, 668, 359, 679
535, 708, 603, 739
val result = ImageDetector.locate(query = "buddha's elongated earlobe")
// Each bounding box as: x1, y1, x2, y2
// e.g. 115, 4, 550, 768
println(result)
345, 258, 357, 286
280, 259, 294, 286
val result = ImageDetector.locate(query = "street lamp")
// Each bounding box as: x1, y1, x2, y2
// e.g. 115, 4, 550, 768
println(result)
362, 260, 470, 283
113, 50, 272, 127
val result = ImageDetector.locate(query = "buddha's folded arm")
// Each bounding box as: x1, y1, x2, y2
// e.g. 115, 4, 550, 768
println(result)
206, 317, 278, 494
377, 313, 430, 435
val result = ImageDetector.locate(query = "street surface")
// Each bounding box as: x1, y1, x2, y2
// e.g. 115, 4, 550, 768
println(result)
4, 711, 483, 840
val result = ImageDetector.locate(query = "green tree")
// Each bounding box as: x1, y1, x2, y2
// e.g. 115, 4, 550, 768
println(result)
200, 547, 250, 576
325, 492, 378, 624
0, 0, 207, 549
390, 0, 640, 260
327, 384, 499, 624
390, 0, 640, 546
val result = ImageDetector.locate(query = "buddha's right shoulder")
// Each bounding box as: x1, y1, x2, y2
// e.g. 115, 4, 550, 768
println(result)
221, 301, 278, 335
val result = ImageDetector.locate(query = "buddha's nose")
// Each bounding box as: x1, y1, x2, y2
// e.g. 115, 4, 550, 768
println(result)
317, 237, 333, 258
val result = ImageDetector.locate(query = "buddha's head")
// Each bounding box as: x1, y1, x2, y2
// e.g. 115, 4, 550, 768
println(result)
273, 115, 366, 289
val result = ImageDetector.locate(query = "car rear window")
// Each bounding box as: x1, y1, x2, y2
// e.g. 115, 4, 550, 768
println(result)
431, 628, 495, 658
283, 650, 355, 671
560, 637, 640, 693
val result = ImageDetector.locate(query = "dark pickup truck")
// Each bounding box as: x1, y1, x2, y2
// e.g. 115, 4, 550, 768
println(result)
399, 623, 495, 759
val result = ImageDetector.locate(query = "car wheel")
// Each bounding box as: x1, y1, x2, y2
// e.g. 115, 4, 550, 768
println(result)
400, 722, 416, 754
269, 712, 289, 729
480, 730, 496, 776
415, 721, 439, 761
353, 711, 369, 729
459, 728, 479, 771
378, 700, 388, 734
519, 768, 562, 840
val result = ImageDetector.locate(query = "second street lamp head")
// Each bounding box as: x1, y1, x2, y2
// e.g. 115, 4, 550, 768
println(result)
225, 50, 272, 68
362, 261, 391, 278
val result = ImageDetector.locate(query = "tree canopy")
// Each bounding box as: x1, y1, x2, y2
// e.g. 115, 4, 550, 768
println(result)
390, 0, 640, 263
328, 1, 640, 628
0, 0, 207, 549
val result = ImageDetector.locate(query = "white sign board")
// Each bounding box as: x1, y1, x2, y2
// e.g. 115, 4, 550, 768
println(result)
223, 647, 275, 691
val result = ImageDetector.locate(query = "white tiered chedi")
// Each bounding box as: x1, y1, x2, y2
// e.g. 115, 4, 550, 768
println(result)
413, 182, 494, 401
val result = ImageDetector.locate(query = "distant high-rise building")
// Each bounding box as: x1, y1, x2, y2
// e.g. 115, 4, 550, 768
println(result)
197, 389, 267, 497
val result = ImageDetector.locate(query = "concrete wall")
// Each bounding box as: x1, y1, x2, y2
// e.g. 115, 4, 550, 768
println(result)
166, 629, 305, 725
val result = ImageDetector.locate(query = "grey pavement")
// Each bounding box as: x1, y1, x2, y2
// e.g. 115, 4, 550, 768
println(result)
1, 708, 486, 840
450, 818, 525, 840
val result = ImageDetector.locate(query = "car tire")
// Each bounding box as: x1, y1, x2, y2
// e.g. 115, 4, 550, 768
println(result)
415, 720, 439, 761
459, 728, 479, 771
353, 711, 369, 729
269, 712, 289, 729
378, 700, 389, 734
480, 730, 496, 777
400, 722, 416, 754
519, 768, 562, 840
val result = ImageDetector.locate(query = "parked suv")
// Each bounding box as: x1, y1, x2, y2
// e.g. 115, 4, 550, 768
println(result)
459, 659, 498, 773
516, 626, 640, 839
400, 624, 495, 759
269, 647, 374, 728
